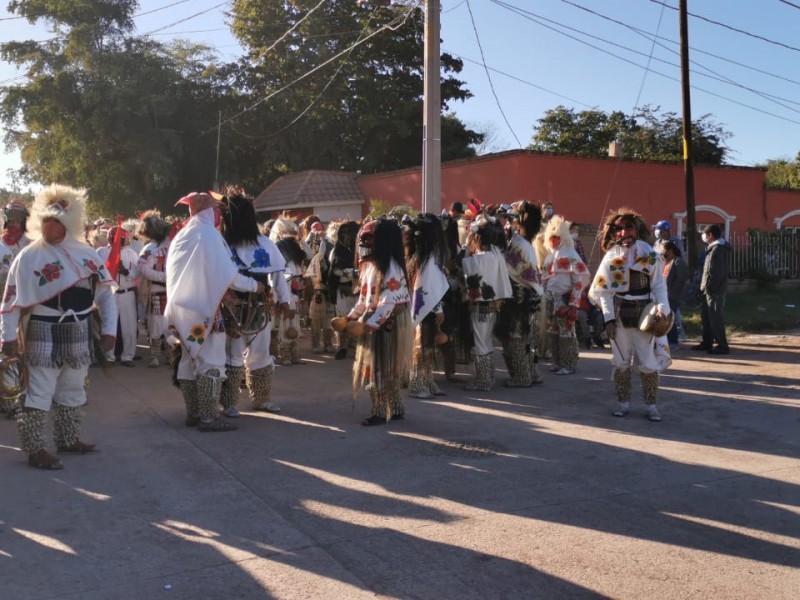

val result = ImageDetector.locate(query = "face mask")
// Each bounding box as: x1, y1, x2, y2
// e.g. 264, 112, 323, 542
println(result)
545, 208, 553, 217
701, 232, 709, 244
654, 228, 662, 238
570, 232, 579, 241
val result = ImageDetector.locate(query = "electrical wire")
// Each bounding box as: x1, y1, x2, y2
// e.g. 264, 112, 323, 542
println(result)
224, 0, 327, 86
228, 12, 380, 141
204, 6, 418, 136
489, 0, 800, 126
136, 0, 193, 18
140, 1, 230, 36
445, 51, 595, 109
559, 0, 800, 89
465, 0, 522, 147
647, 0, 800, 54
778, 0, 800, 9
510, 1, 800, 114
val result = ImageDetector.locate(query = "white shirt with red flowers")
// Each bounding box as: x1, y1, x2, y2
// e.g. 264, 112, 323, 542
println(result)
0, 236, 117, 341
542, 247, 590, 307
348, 258, 410, 331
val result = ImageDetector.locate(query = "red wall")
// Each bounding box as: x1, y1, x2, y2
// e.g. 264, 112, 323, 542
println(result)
358, 151, 780, 233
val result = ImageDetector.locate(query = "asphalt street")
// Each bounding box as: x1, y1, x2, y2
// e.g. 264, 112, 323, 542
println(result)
1, 330, 798, 599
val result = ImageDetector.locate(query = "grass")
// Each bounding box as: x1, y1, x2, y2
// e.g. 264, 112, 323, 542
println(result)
681, 281, 800, 336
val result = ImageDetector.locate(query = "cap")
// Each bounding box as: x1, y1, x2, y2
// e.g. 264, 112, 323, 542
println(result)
655, 220, 671, 231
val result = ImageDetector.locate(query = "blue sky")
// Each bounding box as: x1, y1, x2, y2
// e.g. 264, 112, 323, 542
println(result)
2, 0, 799, 191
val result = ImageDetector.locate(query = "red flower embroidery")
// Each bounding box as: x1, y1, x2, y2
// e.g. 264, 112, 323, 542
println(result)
361, 283, 367, 297
575, 262, 587, 273
41, 263, 61, 281
84, 259, 99, 273
3, 285, 15, 303
385, 277, 400, 292
556, 257, 572, 270
574, 281, 583, 291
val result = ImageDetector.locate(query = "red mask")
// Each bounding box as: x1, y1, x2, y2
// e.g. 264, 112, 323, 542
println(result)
3, 223, 22, 245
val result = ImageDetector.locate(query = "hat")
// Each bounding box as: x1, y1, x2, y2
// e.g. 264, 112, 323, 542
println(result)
655, 220, 671, 231
30, 184, 88, 240
176, 192, 216, 216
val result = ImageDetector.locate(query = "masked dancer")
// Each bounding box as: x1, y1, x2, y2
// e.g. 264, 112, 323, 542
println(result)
1, 185, 117, 470
590, 208, 670, 422
347, 218, 412, 425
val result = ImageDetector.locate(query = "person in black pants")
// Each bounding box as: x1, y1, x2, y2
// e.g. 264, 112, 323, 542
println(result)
693, 224, 730, 354
660, 241, 688, 350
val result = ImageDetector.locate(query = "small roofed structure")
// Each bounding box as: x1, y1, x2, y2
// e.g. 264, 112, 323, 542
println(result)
254, 170, 365, 222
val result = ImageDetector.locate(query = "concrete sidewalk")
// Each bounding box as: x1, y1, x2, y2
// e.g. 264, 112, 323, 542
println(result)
1, 332, 798, 599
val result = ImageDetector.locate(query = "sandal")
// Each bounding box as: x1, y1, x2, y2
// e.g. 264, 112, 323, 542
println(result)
361, 415, 388, 427
28, 449, 64, 470
57, 440, 98, 454
198, 418, 238, 432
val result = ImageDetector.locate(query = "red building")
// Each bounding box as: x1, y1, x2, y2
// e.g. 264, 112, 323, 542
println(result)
357, 150, 800, 236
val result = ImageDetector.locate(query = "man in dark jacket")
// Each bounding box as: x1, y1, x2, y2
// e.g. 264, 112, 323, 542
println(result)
694, 224, 730, 354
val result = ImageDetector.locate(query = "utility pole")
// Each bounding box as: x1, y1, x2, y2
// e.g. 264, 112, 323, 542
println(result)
214, 110, 222, 192
421, 0, 441, 215
679, 0, 697, 274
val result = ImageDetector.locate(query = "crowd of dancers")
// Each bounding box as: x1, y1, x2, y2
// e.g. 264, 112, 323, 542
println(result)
0, 184, 673, 470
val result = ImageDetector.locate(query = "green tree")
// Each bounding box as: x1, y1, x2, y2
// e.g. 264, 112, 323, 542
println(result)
763, 151, 800, 190
529, 104, 731, 165
1, 0, 223, 214
223, 0, 481, 189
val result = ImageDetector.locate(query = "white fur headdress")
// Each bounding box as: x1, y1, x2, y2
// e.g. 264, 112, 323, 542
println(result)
544, 215, 574, 250
269, 216, 299, 242
29, 184, 88, 241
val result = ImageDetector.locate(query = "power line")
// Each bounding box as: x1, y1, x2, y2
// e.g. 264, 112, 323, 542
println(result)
488, 0, 800, 126
136, 0, 193, 18
225, 0, 327, 86
647, 0, 800, 54
548, 0, 800, 113
446, 51, 595, 109
228, 12, 380, 141
559, 0, 800, 89
205, 6, 417, 136
464, 0, 522, 147
140, 1, 230, 36
778, 0, 800, 9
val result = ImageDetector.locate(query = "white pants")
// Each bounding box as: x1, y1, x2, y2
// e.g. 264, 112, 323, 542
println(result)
226, 325, 274, 371
471, 310, 497, 357
26, 363, 89, 411
610, 326, 662, 374
177, 331, 227, 380
106, 289, 138, 362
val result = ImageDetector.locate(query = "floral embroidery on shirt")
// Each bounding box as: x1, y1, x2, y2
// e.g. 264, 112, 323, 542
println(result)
413, 287, 427, 319
84, 258, 99, 273
385, 277, 401, 292
187, 323, 206, 345
34, 260, 63, 286
251, 247, 271, 268
556, 257, 572, 270
3, 284, 15, 303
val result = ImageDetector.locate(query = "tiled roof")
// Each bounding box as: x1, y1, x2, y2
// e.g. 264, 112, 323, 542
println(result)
254, 170, 365, 212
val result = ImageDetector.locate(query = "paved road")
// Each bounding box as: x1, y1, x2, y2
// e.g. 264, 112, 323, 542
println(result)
2, 331, 798, 599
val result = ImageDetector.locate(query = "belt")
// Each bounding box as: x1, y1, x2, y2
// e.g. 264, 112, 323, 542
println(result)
30, 312, 91, 323
115, 287, 137, 294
